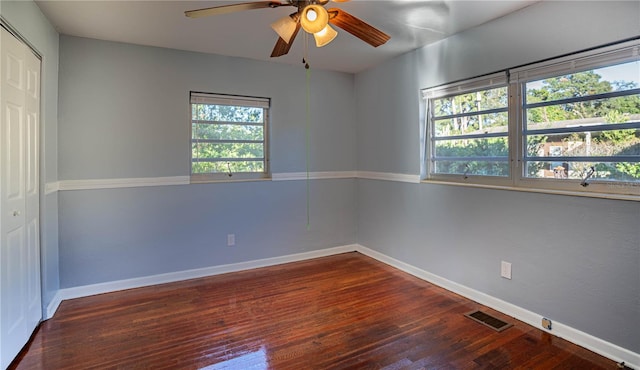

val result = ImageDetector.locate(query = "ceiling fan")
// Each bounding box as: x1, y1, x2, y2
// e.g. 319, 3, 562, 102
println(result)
185, 0, 390, 58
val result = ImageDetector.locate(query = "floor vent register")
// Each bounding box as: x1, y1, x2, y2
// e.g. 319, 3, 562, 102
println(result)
465, 310, 513, 332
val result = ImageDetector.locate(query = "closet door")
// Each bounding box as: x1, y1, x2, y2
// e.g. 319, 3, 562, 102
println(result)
0, 26, 41, 370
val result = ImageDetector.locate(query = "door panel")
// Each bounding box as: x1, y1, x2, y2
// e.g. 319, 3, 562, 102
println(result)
5, 227, 26, 336
5, 52, 22, 90
26, 66, 38, 99
6, 103, 24, 203
26, 217, 40, 324
26, 111, 37, 196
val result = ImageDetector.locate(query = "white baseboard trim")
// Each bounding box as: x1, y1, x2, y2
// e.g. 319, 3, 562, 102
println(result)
45, 291, 63, 320
48, 244, 358, 316
354, 244, 639, 369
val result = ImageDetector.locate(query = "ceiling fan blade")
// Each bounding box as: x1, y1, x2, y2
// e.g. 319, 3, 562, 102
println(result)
328, 8, 390, 47
271, 22, 301, 57
185, 1, 284, 18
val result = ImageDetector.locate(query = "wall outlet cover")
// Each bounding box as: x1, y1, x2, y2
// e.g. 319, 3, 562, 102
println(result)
501, 261, 512, 279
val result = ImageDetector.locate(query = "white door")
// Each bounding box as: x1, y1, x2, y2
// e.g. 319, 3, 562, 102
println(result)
0, 26, 42, 370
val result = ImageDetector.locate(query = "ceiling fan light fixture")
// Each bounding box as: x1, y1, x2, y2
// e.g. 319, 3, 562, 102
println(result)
270, 14, 298, 44
313, 24, 337, 47
300, 4, 328, 34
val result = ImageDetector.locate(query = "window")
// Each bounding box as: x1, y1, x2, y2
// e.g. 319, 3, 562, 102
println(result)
424, 73, 511, 185
423, 40, 640, 197
514, 46, 640, 195
190, 92, 270, 181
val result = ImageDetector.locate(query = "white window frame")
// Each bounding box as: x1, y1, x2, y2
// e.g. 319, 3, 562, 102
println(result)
190, 92, 270, 182
422, 40, 640, 199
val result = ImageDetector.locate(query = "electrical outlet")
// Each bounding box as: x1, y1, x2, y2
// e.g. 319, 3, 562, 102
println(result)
227, 234, 235, 246
501, 261, 512, 279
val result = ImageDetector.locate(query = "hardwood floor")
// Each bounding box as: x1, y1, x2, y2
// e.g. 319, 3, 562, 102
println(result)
11, 252, 616, 369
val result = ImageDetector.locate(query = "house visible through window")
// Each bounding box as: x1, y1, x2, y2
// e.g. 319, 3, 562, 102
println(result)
190, 92, 270, 181
520, 59, 640, 185
423, 40, 640, 197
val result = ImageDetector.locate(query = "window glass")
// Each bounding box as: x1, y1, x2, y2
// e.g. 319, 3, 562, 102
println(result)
428, 84, 509, 179
191, 94, 269, 180
523, 60, 640, 184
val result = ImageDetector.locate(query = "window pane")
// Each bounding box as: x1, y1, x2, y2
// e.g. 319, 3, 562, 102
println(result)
526, 60, 640, 103
192, 104, 264, 123
191, 94, 268, 177
433, 160, 510, 177
192, 123, 264, 141
192, 161, 265, 174
429, 83, 510, 179
434, 112, 509, 137
434, 137, 509, 158
192, 143, 264, 159
525, 95, 640, 129
433, 87, 508, 117
526, 161, 640, 182
525, 130, 640, 157
523, 59, 640, 184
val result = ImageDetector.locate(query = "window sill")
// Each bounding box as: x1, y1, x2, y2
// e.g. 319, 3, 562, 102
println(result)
421, 179, 640, 202
190, 175, 272, 184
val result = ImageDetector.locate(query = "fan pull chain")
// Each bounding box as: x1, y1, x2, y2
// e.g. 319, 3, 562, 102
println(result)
301, 31, 311, 229
305, 64, 311, 230
302, 32, 310, 69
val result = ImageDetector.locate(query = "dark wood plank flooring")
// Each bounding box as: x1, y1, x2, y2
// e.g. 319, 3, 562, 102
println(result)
10, 252, 616, 369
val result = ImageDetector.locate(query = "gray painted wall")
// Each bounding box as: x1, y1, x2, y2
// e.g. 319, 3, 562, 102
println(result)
355, 0, 640, 353
59, 180, 355, 287
57, 36, 357, 287
58, 36, 356, 179
0, 0, 60, 312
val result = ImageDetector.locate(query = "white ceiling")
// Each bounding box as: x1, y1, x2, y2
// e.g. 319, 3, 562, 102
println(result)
35, 0, 540, 73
